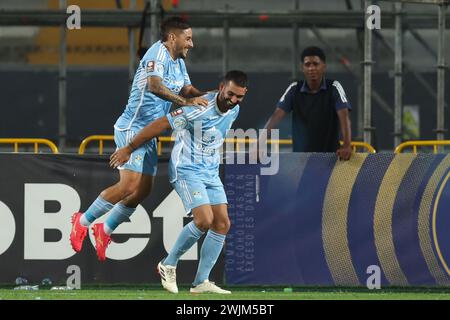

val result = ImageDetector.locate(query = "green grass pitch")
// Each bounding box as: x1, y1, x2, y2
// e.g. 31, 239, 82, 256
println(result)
1, 285, 450, 300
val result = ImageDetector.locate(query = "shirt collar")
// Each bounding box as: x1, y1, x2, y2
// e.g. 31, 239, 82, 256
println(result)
160, 41, 177, 63
300, 78, 327, 93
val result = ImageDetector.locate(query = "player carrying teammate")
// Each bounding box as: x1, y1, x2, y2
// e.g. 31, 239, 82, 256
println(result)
110, 70, 248, 294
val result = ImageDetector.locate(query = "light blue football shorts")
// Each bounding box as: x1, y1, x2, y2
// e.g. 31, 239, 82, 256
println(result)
172, 177, 228, 215
114, 128, 158, 176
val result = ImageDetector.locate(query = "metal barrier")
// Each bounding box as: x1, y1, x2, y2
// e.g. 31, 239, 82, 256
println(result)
78, 135, 167, 155
394, 140, 450, 154
230, 139, 376, 153
78, 135, 114, 155
157, 136, 174, 156
0, 138, 59, 153
79, 134, 376, 155
346, 141, 376, 153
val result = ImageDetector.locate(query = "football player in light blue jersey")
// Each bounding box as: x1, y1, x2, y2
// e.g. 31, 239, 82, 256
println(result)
70, 17, 209, 262
110, 71, 248, 294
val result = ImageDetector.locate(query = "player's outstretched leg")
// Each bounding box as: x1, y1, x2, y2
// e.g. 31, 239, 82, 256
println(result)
71, 168, 146, 255
70, 212, 88, 252
70, 196, 114, 253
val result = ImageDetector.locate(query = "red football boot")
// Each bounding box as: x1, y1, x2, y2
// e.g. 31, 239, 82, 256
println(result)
70, 212, 88, 252
92, 223, 112, 262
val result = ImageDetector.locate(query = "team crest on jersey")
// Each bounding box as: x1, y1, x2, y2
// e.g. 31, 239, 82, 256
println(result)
146, 61, 155, 72
172, 117, 187, 130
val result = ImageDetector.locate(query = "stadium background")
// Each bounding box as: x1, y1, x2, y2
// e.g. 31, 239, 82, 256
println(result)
1, 0, 450, 297
1, 0, 449, 152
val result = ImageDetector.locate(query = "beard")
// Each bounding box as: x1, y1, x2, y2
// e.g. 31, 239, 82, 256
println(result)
226, 99, 237, 109
178, 48, 189, 59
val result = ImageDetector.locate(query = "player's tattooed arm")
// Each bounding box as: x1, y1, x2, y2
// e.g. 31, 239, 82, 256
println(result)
148, 76, 208, 107
148, 76, 186, 105
180, 85, 206, 98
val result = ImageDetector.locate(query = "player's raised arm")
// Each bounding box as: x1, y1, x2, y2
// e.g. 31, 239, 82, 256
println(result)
148, 76, 208, 107
110, 116, 171, 168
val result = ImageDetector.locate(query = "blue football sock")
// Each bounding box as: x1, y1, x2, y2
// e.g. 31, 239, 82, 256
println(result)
193, 230, 226, 286
82, 196, 114, 226
104, 203, 136, 235
163, 221, 204, 266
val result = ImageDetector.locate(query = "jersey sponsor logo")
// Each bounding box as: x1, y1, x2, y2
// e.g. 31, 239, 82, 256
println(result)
173, 117, 187, 130
202, 127, 220, 144
194, 143, 216, 156
163, 77, 184, 93
146, 61, 155, 72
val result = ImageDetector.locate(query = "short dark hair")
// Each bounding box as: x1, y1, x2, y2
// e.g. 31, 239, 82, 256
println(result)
160, 16, 191, 41
224, 70, 248, 88
301, 46, 326, 63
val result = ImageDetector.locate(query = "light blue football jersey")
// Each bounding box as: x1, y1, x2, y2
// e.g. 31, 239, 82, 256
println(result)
115, 40, 191, 131
166, 92, 240, 182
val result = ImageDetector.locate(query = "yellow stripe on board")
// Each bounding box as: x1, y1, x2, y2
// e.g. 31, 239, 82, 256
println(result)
322, 153, 368, 285
432, 171, 450, 277
374, 154, 413, 285
418, 154, 450, 284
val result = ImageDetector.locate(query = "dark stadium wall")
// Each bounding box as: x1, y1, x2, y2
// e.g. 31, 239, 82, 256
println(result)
0, 70, 448, 151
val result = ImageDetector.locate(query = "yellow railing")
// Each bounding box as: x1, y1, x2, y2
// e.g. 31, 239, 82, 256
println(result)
345, 141, 376, 153
226, 139, 376, 153
0, 138, 59, 153
394, 140, 450, 154
79, 134, 376, 155
79, 135, 178, 156
78, 135, 115, 155
158, 136, 175, 155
